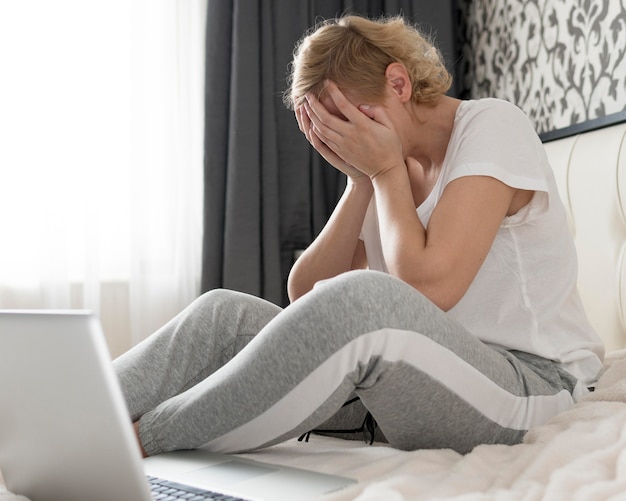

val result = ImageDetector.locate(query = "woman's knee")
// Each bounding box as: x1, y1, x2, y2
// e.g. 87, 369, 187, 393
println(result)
190, 288, 262, 315
189, 288, 282, 329
316, 270, 390, 293
193, 288, 245, 307
302, 270, 447, 342
314, 270, 426, 308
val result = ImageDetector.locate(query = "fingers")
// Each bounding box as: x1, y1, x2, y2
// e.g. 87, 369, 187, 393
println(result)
295, 105, 313, 143
405, 157, 423, 169
321, 81, 363, 123
297, 103, 340, 161
303, 99, 343, 154
296, 98, 331, 143
297, 99, 366, 177
295, 105, 305, 133
297, 102, 330, 152
296, 102, 330, 153
358, 104, 376, 120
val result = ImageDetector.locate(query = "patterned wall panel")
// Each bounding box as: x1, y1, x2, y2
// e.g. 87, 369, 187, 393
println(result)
458, 0, 626, 135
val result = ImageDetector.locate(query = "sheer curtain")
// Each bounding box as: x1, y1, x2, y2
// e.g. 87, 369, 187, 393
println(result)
0, 0, 206, 357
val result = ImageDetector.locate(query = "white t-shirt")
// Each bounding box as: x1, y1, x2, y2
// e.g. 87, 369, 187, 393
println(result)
360, 98, 604, 384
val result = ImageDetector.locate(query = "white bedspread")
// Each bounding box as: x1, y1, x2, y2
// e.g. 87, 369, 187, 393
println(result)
2, 351, 626, 500
239, 350, 626, 500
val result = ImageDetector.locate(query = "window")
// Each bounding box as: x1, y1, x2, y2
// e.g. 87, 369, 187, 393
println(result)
0, 0, 206, 356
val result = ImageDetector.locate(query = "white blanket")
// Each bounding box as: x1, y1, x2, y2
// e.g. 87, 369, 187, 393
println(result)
239, 350, 626, 500
3, 351, 626, 500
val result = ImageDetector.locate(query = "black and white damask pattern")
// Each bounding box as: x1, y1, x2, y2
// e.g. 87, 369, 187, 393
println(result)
458, 0, 626, 134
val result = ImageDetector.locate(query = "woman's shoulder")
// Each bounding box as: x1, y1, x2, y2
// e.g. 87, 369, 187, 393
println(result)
445, 96, 549, 187
455, 97, 536, 140
459, 97, 528, 121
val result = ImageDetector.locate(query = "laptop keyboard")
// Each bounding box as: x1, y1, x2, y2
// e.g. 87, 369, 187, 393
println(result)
148, 475, 250, 501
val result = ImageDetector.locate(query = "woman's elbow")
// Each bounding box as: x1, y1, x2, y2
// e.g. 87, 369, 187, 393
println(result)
287, 282, 306, 303
406, 282, 459, 312
287, 266, 315, 303
401, 268, 468, 312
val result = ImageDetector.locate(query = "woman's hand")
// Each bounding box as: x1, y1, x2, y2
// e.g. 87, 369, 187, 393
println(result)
295, 102, 367, 184
303, 81, 405, 180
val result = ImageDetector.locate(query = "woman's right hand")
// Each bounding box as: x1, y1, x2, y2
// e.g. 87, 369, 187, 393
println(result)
296, 103, 369, 184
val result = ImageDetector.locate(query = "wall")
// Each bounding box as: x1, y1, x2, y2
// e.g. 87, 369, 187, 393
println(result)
458, 0, 626, 135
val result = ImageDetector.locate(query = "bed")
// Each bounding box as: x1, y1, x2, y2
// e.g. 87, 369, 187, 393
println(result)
3, 120, 626, 500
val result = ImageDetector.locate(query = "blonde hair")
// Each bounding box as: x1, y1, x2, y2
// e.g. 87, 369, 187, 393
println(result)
283, 15, 452, 109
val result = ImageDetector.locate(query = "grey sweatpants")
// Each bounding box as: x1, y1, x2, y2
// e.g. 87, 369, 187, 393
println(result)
113, 270, 581, 456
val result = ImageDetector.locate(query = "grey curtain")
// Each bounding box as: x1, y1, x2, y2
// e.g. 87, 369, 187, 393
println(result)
201, 0, 458, 307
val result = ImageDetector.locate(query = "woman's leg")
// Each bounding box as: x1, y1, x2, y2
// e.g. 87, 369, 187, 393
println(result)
113, 289, 282, 421
125, 271, 580, 456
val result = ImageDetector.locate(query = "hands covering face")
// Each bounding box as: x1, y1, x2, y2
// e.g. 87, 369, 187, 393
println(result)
295, 81, 405, 182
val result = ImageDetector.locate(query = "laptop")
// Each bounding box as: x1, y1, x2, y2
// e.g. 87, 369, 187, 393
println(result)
0, 310, 356, 501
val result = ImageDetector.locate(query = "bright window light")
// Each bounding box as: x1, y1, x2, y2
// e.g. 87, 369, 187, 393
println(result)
0, 1, 133, 285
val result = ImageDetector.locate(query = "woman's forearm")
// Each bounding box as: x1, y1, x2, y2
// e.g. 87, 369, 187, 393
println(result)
287, 180, 373, 302
371, 166, 428, 286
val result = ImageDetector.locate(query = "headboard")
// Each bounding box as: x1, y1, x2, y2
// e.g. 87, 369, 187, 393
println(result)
543, 122, 626, 353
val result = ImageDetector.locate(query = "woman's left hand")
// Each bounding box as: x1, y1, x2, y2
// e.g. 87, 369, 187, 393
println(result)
304, 81, 405, 180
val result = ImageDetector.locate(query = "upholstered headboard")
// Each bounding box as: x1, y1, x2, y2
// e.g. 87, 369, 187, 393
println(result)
544, 122, 626, 353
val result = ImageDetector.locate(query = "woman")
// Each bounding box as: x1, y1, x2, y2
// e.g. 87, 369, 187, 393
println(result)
115, 15, 604, 458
